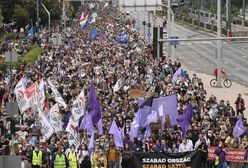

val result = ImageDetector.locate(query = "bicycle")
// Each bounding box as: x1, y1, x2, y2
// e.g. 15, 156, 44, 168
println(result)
210, 78, 232, 88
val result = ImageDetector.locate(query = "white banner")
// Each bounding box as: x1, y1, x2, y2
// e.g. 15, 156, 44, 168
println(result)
38, 109, 54, 140
47, 80, 67, 108
48, 103, 63, 133
14, 78, 30, 112
71, 89, 85, 121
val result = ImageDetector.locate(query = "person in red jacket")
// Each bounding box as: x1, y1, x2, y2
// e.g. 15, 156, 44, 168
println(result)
214, 68, 226, 80
235, 93, 246, 116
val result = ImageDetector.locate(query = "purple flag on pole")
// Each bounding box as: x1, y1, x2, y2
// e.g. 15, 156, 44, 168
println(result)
152, 94, 178, 125
172, 67, 187, 82
138, 98, 152, 128
80, 112, 94, 134
176, 104, 193, 137
144, 110, 158, 126
98, 119, 103, 135
233, 118, 245, 137
143, 125, 151, 142
129, 110, 141, 141
89, 81, 102, 125
109, 119, 124, 148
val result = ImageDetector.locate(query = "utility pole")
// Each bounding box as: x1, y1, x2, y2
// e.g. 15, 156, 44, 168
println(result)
243, 0, 246, 24
62, 0, 66, 31
41, 3, 51, 33
198, 0, 201, 29
167, 0, 172, 57
217, 0, 222, 87
226, 0, 231, 36
37, 0, 40, 31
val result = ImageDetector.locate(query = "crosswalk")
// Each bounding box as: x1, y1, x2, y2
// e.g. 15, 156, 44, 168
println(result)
176, 41, 228, 46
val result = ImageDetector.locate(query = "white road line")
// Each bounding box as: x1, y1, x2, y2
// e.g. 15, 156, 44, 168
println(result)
235, 67, 240, 71
224, 61, 229, 64
188, 42, 192, 45
242, 55, 247, 58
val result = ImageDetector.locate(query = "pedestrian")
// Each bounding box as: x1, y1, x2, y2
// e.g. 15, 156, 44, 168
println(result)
235, 93, 245, 116
50, 145, 69, 168
30, 142, 46, 168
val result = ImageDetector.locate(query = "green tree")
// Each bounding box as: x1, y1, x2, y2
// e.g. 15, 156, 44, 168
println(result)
13, 4, 30, 29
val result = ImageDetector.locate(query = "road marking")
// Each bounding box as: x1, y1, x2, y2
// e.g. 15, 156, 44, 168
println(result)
224, 61, 229, 64
188, 42, 192, 45
201, 57, 205, 60
242, 55, 247, 58
235, 67, 240, 71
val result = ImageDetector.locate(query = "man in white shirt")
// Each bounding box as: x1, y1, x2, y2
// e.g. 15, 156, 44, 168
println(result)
179, 138, 193, 153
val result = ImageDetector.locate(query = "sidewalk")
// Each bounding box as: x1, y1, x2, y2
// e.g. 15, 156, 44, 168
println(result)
183, 65, 248, 118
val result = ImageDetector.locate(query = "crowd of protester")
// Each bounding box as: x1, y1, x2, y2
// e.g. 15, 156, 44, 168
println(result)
0, 2, 247, 168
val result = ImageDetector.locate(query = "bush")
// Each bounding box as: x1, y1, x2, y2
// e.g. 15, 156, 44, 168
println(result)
0, 45, 41, 71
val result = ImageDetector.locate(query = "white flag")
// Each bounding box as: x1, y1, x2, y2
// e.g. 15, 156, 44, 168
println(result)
47, 80, 67, 108
48, 104, 63, 133
14, 78, 30, 112
66, 122, 78, 146
113, 78, 125, 93
71, 89, 85, 122
38, 109, 54, 140
38, 79, 46, 111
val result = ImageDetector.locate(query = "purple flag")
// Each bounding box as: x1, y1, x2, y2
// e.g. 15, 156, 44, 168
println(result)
129, 110, 141, 141
80, 112, 94, 134
144, 110, 158, 126
172, 67, 187, 82
89, 81, 102, 125
233, 118, 245, 137
109, 119, 124, 148
89, 132, 94, 149
152, 94, 178, 125
143, 125, 151, 142
176, 104, 193, 137
138, 98, 152, 128
98, 119, 103, 135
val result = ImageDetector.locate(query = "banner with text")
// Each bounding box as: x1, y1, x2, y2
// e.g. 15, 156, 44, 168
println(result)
208, 147, 245, 163
131, 150, 203, 168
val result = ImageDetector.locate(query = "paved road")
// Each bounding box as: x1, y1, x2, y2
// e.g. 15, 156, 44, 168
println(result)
129, 11, 248, 87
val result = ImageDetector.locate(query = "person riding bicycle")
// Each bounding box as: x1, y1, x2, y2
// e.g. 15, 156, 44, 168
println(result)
214, 68, 226, 80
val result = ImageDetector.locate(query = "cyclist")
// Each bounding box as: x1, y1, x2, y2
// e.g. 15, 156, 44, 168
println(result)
214, 68, 226, 80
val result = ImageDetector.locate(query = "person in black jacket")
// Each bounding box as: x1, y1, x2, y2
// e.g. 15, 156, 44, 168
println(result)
197, 139, 208, 168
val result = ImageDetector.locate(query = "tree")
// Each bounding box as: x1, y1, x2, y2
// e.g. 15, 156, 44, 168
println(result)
13, 4, 30, 29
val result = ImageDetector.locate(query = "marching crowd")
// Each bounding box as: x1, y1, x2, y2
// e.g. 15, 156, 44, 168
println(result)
0, 2, 247, 168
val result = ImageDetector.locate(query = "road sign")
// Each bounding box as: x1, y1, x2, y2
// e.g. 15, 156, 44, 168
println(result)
170, 36, 179, 46
4, 51, 19, 62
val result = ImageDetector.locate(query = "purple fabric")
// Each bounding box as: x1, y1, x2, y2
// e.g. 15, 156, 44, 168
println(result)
80, 112, 94, 134
138, 98, 151, 128
233, 118, 245, 137
214, 147, 227, 163
98, 119, 103, 135
129, 109, 141, 141
176, 104, 193, 137
109, 119, 124, 148
89, 81, 102, 125
172, 67, 187, 82
144, 110, 158, 126
152, 94, 178, 125
143, 125, 150, 142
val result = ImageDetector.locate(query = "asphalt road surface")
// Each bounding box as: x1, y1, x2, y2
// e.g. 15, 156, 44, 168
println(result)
129, 11, 248, 87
